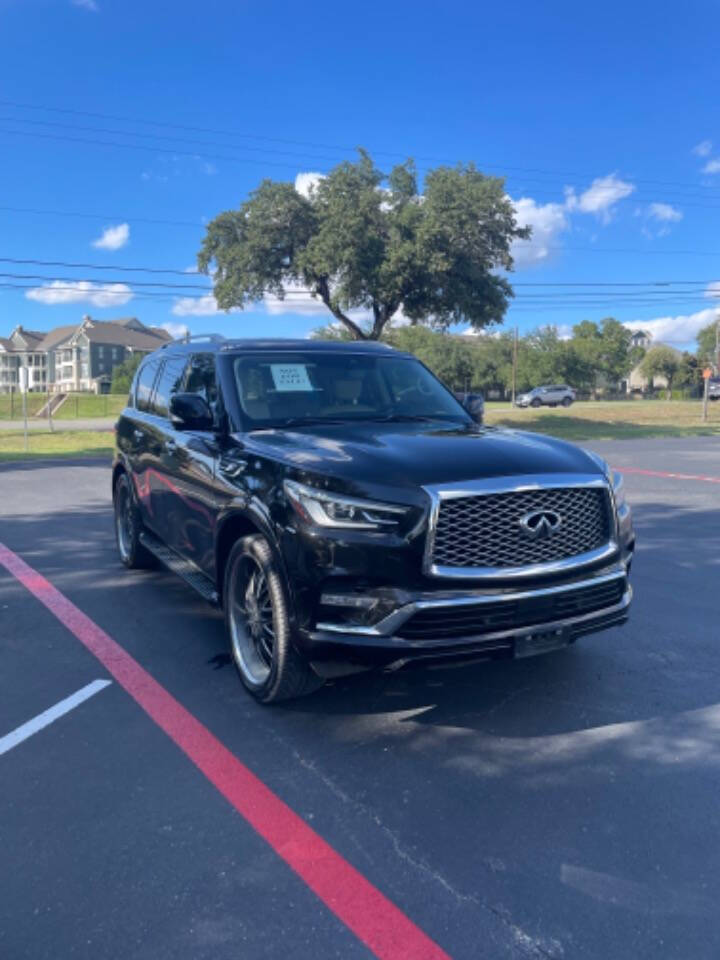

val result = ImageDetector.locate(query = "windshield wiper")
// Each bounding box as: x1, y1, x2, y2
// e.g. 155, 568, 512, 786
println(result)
248, 416, 353, 431
368, 414, 463, 423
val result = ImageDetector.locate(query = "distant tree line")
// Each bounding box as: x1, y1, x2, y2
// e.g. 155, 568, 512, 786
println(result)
313, 317, 708, 398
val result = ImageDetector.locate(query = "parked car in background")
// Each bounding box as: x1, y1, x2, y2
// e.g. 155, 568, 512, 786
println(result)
454, 390, 484, 423
708, 377, 720, 401
516, 385, 576, 408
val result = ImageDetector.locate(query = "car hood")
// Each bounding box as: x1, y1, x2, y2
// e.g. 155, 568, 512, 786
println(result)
240, 422, 604, 497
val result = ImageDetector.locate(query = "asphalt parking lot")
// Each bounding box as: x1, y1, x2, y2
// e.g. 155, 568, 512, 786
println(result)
1, 436, 719, 960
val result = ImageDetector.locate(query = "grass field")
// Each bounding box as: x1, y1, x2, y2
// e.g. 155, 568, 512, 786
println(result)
0, 430, 114, 461
484, 400, 720, 440
0, 393, 126, 420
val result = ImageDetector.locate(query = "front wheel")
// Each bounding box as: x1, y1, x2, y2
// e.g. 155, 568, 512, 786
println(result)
114, 472, 152, 569
531, 398, 542, 408
224, 535, 323, 703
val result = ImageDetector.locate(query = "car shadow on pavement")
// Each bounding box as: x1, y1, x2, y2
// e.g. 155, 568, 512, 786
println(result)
2, 499, 719, 780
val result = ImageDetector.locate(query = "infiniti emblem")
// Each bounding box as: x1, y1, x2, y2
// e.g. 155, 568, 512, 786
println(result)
519, 509, 562, 540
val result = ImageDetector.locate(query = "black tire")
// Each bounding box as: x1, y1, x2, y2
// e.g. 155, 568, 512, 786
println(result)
224, 534, 323, 703
562, 396, 573, 407
531, 398, 542, 408
113, 472, 152, 569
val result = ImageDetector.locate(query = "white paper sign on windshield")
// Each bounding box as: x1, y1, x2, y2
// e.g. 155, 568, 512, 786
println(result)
270, 364, 314, 392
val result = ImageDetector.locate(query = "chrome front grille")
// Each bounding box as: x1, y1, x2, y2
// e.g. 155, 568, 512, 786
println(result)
429, 483, 612, 573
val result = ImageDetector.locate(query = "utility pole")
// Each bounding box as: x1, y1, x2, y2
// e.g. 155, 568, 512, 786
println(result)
511, 326, 518, 406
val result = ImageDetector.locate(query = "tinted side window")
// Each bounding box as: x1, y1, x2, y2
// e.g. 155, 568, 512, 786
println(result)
135, 356, 162, 413
153, 355, 189, 418
185, 354, 218, 410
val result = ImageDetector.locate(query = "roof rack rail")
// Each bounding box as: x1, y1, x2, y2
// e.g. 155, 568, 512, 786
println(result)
161, 333, 226, 349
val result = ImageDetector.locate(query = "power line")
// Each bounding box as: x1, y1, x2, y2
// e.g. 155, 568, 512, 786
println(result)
0, 205, 202, 228
0, 257, 201, 275
2, 97, 718, 196
5, 124, 720, 211
1, 258, 716, 287
0, 271, 212, 291
0, 127, 315, 173
5, 114, 720, 204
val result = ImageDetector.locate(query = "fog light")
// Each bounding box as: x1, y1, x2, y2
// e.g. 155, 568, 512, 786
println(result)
320, 593, 377, 609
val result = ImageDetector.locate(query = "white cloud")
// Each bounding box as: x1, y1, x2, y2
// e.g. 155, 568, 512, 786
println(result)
264, 286, 328, 316
91, 222, 130, 251
295, 172, 324, 198
706, 281, 720, 300
565, 174, 635, 223
702, 158, 720, 174
161, 321, 189, 339
72, 0, 98, 10
693, 140, 712, 157
511, 197, 569, 266
647, 202, 683, 223
25, 281, 133, 307
172, 294, 227, 317
624, 306, 717, 345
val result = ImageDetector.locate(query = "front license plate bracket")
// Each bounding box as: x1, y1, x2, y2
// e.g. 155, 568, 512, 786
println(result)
514, 627, 570, 658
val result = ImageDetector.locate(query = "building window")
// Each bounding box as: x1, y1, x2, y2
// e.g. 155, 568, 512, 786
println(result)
98, 346, 105, 358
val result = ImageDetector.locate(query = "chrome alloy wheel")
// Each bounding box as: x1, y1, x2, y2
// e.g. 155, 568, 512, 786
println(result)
228, 555, 275, 685
115, 482, 133, 562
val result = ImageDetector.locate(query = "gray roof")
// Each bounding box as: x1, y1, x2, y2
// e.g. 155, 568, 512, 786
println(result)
77, 321, 171, 349
36, 325, 78, 351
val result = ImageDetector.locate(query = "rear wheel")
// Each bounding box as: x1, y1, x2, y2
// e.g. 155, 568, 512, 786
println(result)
224, 534, 323, 703
114, 472, 151, 569
562, 396, 573, 407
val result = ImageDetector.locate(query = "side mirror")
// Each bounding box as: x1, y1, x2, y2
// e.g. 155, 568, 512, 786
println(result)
169, 393, 214, 431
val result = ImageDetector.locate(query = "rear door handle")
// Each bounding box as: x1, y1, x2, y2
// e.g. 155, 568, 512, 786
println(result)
133, 428, 144, 443
165, 439, 178, 454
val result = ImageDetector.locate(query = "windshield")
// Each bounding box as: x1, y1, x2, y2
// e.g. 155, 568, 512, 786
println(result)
231, 352, 470, 429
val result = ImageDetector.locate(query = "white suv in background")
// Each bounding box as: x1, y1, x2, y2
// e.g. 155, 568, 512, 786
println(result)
516, 385, 576, 408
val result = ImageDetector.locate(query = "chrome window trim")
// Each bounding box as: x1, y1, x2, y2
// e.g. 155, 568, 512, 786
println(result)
316, 565, 627, 637
422, 473, 618, 580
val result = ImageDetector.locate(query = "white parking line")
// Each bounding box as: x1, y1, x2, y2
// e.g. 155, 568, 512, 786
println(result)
0, 679, 112, 757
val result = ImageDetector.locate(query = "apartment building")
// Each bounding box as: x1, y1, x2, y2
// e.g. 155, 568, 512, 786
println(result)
0, 316, 172, 393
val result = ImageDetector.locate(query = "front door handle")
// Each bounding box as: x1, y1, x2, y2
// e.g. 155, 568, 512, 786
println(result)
133, 428, 143, 443
165, 439, 178, 454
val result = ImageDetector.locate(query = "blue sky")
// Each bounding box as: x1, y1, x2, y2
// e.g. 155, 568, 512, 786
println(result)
1, 0, 719, 347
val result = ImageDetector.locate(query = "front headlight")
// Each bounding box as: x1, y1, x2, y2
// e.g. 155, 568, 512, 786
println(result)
284, 479, 410, 531
585, 450, 626, 510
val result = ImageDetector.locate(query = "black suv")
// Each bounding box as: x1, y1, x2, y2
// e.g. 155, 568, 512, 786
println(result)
113, 337, 634, 703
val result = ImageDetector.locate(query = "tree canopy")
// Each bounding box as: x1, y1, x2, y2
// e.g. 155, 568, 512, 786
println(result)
696, 317, 719, 365
310, 316, 642, 397
110, 352, 143, 395
640, 345, 680, 398
198, 150, 530, 340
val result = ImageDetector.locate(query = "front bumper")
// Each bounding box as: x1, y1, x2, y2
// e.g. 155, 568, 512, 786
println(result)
300, 564, 632, 675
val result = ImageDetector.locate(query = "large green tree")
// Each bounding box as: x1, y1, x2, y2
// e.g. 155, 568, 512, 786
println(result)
696, 317, 719, 366
640, 345, 680, 398
570, 317, 636, 394
198, 150, 530, 341
111, 352, 143, 395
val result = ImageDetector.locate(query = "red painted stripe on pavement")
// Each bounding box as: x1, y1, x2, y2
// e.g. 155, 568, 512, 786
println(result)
0, 542, 451, 960
614, 466, 720, 484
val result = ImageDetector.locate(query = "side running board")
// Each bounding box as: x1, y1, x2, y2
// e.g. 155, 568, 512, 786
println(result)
139, 531, 219, 606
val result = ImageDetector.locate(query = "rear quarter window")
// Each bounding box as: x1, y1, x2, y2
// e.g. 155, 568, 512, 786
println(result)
135, 356, 162, 413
